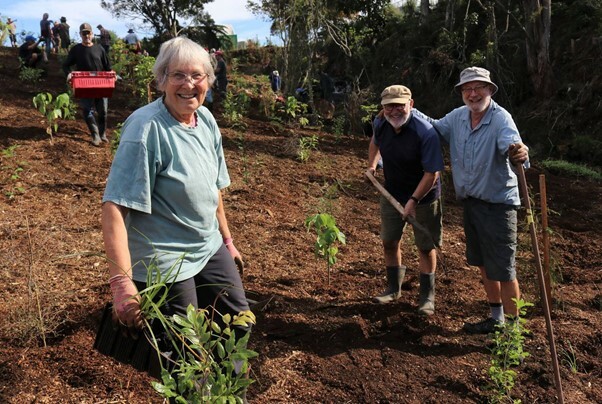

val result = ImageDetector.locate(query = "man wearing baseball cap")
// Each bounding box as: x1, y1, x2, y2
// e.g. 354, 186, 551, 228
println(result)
63, 22, 112, 146
96, 24, 111, 56
19, 35, 43, 68
414, 66, 529, 334
367, 85, 444, 315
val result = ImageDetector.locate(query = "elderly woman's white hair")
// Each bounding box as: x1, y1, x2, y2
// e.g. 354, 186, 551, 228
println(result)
152, 37, 216, 90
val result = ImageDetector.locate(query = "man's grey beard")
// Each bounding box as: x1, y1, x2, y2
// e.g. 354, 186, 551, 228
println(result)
385, 115, 409, 130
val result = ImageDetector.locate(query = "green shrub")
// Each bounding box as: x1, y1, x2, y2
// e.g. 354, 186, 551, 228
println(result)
541, 159, 602, 181
19, 66, 44, 82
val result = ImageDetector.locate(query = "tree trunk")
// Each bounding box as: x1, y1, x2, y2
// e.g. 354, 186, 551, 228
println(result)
522, 0, 554, 98
421, 0, 430, 19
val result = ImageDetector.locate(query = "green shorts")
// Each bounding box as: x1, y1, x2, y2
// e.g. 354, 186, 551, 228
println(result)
463, 198, 518, 282
379, 196, 442, 251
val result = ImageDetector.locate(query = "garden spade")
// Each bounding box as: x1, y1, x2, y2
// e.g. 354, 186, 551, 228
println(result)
365, 169, 435, 250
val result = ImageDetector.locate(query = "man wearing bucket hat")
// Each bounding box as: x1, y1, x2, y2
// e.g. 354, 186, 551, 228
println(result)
367, 85, 444, 315
414, 66, 529, 334
63, 22, 112, 146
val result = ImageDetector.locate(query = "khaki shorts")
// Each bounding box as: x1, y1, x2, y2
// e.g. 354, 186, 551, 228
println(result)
379, 196, 442, 251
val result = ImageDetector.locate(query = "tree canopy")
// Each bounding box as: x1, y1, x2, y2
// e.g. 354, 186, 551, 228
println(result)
100, 0, 215, 38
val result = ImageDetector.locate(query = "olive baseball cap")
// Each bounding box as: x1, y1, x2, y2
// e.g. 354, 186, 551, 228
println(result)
380, 85, 412, 105
79, 23, 93, 33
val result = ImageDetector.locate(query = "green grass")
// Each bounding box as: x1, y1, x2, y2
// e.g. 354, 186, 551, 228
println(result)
541, 159, 602, 181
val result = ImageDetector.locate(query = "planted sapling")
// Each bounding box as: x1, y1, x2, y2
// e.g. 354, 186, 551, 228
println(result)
32, 92, 74, 141
305, 213, 346, 285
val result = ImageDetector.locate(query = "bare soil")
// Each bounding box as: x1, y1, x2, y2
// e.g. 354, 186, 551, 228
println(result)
0, 47, 600, 403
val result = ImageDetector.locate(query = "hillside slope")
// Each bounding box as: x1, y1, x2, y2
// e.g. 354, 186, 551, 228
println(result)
0, 46, 600, 403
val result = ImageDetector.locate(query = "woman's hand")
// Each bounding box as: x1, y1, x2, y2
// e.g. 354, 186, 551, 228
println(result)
224, 238, 244, 275
109, 274, 144, 338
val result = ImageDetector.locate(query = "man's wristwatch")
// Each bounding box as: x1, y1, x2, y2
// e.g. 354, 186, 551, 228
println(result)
410, 195, 420, 203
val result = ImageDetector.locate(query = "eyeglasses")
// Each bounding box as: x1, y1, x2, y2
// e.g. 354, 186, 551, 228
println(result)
166, 72, 209, 85
383, 104, 407, 111
460, 84, 489, 95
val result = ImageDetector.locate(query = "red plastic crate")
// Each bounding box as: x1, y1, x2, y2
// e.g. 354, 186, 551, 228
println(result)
70, 71, 116, 98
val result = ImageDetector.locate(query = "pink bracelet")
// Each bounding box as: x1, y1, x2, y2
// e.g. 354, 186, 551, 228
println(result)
223, 237, 233, 246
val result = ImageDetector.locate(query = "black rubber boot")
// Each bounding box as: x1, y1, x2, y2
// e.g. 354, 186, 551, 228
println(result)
98, 115, 108, 142
373, 265, 406, 304
418, 273, 435, 315
85, 116, 101, 146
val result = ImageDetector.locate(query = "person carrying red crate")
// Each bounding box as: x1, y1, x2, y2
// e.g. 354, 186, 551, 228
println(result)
63, 22, 112, 146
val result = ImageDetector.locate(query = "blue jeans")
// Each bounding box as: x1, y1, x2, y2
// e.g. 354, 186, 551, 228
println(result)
79, 98, 108, 136
42, 35, 52, 56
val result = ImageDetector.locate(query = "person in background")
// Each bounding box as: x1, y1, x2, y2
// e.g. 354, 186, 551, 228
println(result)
39, 13, 52, 62
102, 36, 249, 398
214, 50, 227, 97
413, 66, 529, 333
209, 48, 217, 70
124, 28, 141, 53
19, 35, 42, 68
59, 17, 71, 51
51, 21, 62, 53
367, 85, 444, 315
97, 24, 111, 56
7, 18, 17, 48
269, 70, 281, 92
63, 23, 111, 146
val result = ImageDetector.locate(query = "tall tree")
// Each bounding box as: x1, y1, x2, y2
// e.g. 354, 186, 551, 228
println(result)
101, 0, 214, 38
522, 0, 554, 98
183, 11, 230, 50
247, 0, 389, 96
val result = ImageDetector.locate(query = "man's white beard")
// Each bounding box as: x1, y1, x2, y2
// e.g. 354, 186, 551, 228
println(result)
385, 115, 409, 130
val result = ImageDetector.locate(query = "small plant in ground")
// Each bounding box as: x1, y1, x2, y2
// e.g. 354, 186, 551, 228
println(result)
32, 92, 75, 140
485, 298, 533, 403
150, 305, 257, 402
332, 114, 346, 141
298, 135, 318, 162
19, 66, 44, 82
112, 257, 258, 402
278, 96, 308, 125
560, 340, 578, 373
304, 213, 346, 285
1, 145, 27, 199
298, 116, 309, 127
222, 90, 250, 129
1, 144, 19, 158
235, 132, 251, 184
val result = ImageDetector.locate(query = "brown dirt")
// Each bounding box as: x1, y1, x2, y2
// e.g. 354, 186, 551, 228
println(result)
0, 47, 600, 403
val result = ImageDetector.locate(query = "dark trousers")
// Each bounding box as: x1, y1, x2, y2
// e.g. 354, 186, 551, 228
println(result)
79, 97, 108, 136
135, 244, 250, 334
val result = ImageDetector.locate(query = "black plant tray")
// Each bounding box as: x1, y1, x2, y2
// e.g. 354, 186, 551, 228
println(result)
93, 303, 163, 379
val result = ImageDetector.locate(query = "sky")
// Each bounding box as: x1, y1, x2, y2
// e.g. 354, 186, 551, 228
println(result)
1, 0, 278, 45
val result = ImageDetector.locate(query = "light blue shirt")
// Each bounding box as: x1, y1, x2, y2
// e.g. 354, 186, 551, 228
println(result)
103, 98, 230, 283
414, 100, 525, 205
